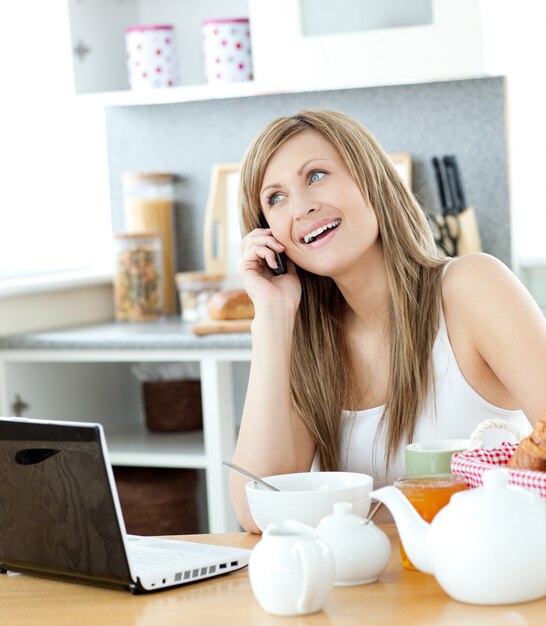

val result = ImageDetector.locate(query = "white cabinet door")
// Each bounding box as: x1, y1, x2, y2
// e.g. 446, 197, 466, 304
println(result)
249, 0, 496, 91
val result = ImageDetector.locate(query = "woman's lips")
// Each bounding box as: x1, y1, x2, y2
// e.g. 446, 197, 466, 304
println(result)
302, 221, 341, 249
301, 218, 342, 244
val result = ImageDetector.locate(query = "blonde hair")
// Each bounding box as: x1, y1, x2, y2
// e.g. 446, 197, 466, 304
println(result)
239, 110, 446, 470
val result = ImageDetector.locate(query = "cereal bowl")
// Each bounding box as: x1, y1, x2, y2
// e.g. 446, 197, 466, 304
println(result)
245, 471, 373, 532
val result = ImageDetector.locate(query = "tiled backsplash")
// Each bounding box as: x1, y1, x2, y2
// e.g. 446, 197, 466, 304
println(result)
105, 77, 510, 271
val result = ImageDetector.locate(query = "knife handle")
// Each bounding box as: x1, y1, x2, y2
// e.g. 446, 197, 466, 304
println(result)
444, 155, 467, 211
432, 157, 453, 216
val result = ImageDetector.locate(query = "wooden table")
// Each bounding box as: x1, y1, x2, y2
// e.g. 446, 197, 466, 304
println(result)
1, 525, 544, 625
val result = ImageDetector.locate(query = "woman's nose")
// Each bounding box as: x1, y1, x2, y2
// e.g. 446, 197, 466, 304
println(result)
292, 193, 320, 220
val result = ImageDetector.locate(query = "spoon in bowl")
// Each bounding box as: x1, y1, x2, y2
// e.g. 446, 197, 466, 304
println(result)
222, 461, 280, 491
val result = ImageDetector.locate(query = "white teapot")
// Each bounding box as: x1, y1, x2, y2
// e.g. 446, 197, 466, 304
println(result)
317, 502, 391, 586
370, 468, 546, 605
248, 520, 334, 616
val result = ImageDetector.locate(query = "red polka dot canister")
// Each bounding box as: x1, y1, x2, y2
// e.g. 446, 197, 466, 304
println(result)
202, 18, 253, 84
125, 25, 180, 89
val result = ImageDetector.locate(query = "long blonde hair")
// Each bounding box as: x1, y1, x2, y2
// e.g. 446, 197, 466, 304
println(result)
239, 110, 446, 470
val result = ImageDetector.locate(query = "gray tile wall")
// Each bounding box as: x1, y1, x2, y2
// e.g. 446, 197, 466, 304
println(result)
105, 76, 510, 269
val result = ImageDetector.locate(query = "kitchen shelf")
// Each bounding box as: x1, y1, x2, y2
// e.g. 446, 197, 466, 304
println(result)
81, 72, 495, 108
106, 426, 206, 469
83, 79, 266, 107
68, 0, 500, 107
0, 319, 252, 533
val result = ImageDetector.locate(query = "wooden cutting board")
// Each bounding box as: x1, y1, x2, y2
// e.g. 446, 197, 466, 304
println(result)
192, 318, 252, 336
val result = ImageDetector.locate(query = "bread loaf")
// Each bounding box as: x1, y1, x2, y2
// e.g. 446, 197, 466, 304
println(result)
208, 289, 255, 320
507, 413, 546, 471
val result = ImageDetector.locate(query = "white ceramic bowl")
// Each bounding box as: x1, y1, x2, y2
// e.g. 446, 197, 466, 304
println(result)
245, 471, 373, 532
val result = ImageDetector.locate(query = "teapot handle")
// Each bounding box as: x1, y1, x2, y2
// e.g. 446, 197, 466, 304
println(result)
294, 540, 320, 614
469, 419, 525, 449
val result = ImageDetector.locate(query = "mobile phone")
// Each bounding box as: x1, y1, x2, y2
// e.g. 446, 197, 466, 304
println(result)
258, 215, 287, 275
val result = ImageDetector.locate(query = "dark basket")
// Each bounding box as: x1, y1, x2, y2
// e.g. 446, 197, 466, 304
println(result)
142, 379, 203, 432
113, 466, 200, 535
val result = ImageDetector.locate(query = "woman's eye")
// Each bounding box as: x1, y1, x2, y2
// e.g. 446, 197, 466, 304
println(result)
309, 171, 326, 184
267, 192, 282, 206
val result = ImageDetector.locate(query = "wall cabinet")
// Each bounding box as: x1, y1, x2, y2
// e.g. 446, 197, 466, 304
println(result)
67, 0, 249, 94
0, 320, 251, 533
66, 0, 501, 107
250, 0, 499, 93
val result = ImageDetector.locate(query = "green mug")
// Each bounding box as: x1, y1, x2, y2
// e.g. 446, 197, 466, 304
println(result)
405, 439, 470, 475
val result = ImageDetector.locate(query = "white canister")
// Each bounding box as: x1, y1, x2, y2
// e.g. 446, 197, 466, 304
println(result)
125, 25, 180, 89
202, 18, 253, 84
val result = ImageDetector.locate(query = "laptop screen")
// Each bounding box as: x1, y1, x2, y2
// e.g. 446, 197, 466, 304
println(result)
0, 419, 133, 587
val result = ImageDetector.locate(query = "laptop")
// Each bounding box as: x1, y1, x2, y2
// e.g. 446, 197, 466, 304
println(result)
0, 417, 250, 593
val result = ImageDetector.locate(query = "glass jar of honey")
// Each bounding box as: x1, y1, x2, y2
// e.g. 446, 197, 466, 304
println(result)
113, 232, 164, 322
393, 474, 468, 570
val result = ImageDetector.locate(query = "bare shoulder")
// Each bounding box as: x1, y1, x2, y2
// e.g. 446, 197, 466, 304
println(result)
442, 252, 513, 287
441, 252, 546, 351
441, 253, 525, 309
441, 255, 546, 423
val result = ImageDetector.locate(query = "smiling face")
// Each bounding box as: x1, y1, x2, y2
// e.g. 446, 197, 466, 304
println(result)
259, 129, 381, 278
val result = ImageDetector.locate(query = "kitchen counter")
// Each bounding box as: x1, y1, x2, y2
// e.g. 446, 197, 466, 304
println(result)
0, 317, 252, 351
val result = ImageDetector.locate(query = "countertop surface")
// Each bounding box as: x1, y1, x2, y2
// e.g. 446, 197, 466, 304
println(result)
0, 318, 252, 351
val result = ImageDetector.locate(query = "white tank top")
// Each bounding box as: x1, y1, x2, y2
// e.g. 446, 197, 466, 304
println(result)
312, 288, 532, 488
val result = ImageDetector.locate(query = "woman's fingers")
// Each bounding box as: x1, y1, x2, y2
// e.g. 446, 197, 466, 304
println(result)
240, 230, 285, 252
239, 230, 286, 272
241, 242, 281, 272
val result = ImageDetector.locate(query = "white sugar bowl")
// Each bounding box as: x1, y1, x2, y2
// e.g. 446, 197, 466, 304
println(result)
317, 501, 391, 586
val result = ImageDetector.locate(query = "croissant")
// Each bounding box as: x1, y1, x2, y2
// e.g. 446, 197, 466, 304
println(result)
507, 414, 546, 471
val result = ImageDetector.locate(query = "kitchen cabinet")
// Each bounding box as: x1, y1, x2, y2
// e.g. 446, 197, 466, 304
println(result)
67, 0, 250, 102
66, 0, 503, 107
250, 0, 501, 93
0, 320, 251, 533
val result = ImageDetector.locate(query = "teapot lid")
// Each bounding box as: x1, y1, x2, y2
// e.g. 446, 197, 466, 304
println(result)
450, 468, 546, 515
318, 501, 366, 529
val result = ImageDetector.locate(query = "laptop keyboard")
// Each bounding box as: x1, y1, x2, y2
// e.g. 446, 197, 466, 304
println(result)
127, 538, 242, 580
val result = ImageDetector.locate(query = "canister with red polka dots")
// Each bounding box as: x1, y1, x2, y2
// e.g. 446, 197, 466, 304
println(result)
202, 18, 253, 84
125, 25, 180, 89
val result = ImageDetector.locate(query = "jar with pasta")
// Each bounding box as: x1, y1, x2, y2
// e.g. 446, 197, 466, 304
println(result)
122, 172, 177, 315
114, 233, 164, 322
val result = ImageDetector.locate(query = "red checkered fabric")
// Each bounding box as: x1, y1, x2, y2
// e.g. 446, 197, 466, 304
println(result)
451, 442, 546, 499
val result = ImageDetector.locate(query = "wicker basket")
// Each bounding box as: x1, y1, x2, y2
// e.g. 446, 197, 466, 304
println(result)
142, 379, 203, 432
451, 419, 546, 499
113, 466, 200, 535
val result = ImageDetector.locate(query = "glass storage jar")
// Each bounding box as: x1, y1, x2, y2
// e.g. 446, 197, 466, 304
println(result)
123, 172, 177, 315
114, 232, 164, 322
175, 272, 224, 322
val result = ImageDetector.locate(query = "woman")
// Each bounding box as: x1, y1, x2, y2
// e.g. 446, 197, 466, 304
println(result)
229, 109, 546, 533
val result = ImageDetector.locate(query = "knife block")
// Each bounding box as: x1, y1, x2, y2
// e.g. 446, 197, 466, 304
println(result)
434, 207, 482, 257
457, 207, 482, 255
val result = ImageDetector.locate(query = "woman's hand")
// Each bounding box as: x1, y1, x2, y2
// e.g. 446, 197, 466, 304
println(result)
238, 226, 301, 313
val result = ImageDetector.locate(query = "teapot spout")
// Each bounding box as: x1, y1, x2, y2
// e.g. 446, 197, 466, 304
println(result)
369, 486, 433, 575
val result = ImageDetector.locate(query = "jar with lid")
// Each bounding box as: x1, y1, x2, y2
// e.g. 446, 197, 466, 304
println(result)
175, 272, 224, 322
122, 173, 177, 315
114, 232, 164, 322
